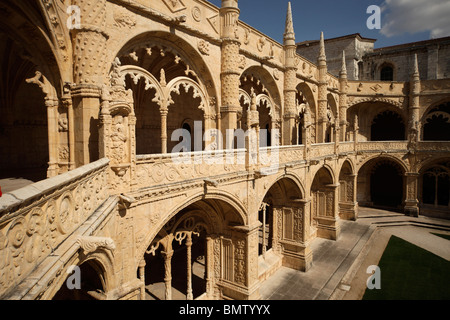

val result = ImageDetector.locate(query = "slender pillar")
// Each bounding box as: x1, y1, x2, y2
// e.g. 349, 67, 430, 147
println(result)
162, 249, 174, 300
205, 236, 214, 298
71, 0, 109, 166
353, 115, 359, 151
339, 51, 348, 142
317, 32, 328, 143
138, 259, 146, 300
283, 2, 298, 145
404, 172, 419, 217
186, 233, 193, 300
66, 96, 76, 170
160, 107, 168, 154
260, 202, 269, 259
46, 98, 60, 178
409, 54, 421, 147
220, 0, 241, 145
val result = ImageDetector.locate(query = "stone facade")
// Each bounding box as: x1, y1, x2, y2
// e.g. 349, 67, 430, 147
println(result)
297, 33, 450, 81
0, 0, 449, 300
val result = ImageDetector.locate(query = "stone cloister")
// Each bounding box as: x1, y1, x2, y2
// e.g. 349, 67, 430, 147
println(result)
0, 0, 449, 300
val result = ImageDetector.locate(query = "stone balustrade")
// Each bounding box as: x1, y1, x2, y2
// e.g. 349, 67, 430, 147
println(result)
0, 158, 110, 298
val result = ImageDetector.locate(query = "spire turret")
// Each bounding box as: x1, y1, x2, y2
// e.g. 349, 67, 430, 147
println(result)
283, 2, 295, 45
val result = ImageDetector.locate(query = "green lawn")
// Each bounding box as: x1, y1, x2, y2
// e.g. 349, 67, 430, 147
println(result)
363, 235, 450, 300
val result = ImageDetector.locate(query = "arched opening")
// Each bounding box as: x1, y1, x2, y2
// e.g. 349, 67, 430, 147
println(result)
239, 67, 281, 148
325, 94, 338, 143
263, 123, 271, 147
296, 83, 316, 144
142, 226, 207, 300
422, 101, 450, 141
116, 34, 213, 155
260, 177, 310, 270
239, 74, 272, 131
358, 158, 405, 210
141, 198, 244, 300
311, 167, 339, 239
380, 64, 394, 81
52, 260, 106, 300
311, 167, 334, 221
339, 161, 356, 220
371, 110, 405, 141
0, 32, 50, 185
420, 160, 450, 217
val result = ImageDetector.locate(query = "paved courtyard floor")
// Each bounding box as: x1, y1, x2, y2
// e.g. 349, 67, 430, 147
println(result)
259, 207, 450, 300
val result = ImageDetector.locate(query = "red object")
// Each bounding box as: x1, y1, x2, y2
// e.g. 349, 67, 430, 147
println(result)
0, 186, 2, 197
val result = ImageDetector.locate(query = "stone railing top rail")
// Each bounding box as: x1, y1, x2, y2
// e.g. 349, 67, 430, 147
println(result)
0, 158, 110, 220
136, 148, 247, 162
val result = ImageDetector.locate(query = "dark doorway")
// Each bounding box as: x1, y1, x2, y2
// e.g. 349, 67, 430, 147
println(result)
371, 110, 405, 141
422, 165, 450, 207
370, 162, 403, 208
423, 102, 450, 141
52, 261, 105, 300
380, 65, 394, 81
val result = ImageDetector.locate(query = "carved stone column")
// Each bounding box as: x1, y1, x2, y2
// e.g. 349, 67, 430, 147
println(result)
246, 92, 260, 170
316, 184, 340, 240
339, 173, 358, 221
408, 54, 421, 150
404, 172, 419, 217
62, 93, 76, 170
99, 60, 135, 194
220, 0, 241, 146
46, 98, 60, 178
161, 249, 174, 300
274, 201, 312, 272
138, 259, 146, 300
205, 235, 214, 298
71, 0, 109, 166
283, 3, 298, 146
339, 51, 348, 142
26, 71, 60, 177
317, 32, 328, 143
160, 107, 168, 154
221, 224, 260, 300
186, 233, 193, 300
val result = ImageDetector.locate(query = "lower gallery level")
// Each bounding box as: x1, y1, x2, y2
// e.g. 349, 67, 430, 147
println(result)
0, 0, 449, 300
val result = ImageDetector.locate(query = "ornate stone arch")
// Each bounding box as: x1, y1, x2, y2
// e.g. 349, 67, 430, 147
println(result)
420, 99, 450, 141
357, 154, 409, 174
377, 61, 396, 81
258, 174, 305, 209
135, 191, 247, 271
310, 164, 336, 191
338, 158, 356, 176
110, 31, 218, 115
240, 66, 282, 121
118, 64, 165, 108
167, 76, 210, 115
347, 100, 407, 141
76, 239, 117, 294
239, 88, 252, 109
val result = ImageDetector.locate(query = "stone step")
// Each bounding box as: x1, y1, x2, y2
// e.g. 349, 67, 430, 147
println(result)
258, 250, 283, 282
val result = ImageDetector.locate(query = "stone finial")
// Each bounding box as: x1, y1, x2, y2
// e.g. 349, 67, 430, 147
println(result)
318, 32, 326, 62
284, 2, 295, 45
340, 51, 347, 77
412, 53, 419, 79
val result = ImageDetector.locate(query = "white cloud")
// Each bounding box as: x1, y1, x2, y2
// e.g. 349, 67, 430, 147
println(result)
380, 0, 450, 39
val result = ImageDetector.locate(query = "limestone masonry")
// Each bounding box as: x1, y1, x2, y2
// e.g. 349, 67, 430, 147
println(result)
0, 0, 449, 300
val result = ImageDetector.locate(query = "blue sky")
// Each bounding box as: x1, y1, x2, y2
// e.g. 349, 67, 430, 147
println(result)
208, 0, 450, 48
